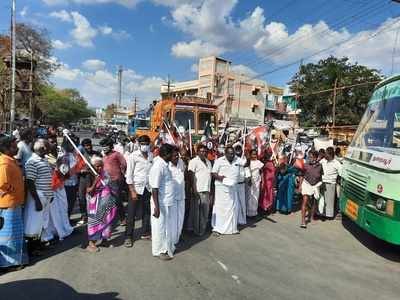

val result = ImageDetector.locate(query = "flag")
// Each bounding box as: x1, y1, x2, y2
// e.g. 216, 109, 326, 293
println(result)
219, 120, 230, 145
203, 120, 213, 140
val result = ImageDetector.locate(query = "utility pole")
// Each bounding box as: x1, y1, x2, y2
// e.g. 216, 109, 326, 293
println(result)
332, 77, 338, 127
133, 95, 137, 116
117, 65, 123, 107
10, 0, 16, 132
29, 52, 33, 128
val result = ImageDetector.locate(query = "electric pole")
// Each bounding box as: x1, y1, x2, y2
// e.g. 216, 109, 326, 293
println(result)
117, 65, 123, 107
133, 95, 137, 116
10, 0, 16, 132
332, 77, 338, 127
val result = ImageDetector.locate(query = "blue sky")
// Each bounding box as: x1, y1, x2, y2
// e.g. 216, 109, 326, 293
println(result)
1, 0, 400, 108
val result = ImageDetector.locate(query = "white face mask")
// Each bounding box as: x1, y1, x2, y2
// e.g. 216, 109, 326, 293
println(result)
140, 145, 150, 153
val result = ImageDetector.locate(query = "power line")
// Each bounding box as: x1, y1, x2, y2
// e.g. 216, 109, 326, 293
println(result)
242, 1, 389, 69
244, 16, 400, 82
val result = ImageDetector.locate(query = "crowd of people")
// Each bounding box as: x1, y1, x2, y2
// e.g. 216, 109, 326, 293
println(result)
0, 125, 343, 271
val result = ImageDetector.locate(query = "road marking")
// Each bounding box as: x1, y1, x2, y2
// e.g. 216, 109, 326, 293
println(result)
217, 260, 228, 272
232, 275, 241, 284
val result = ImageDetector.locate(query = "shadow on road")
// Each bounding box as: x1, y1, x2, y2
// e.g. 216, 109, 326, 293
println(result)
29, 222, 87, 266
0, 278, 121, 300
341, 216, 400, 262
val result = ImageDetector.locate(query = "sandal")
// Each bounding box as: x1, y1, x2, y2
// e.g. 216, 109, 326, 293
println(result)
300, 223, 307, 229
124, 238, 134, 248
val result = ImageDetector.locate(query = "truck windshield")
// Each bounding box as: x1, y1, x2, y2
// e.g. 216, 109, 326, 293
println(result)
135, 119, 150, 129
175, 110, 195, 133
198, 112, 215, 135
351, 96, 400, 155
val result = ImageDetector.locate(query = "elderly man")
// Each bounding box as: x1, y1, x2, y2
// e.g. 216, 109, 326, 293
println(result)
0, 136, 28, 271
149, 143, 175, 260
24, 139, 54, 256
211, 146, 240, 235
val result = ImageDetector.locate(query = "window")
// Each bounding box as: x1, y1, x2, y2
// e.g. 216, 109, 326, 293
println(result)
174, 110, 195, 133
198, 112, 216, 135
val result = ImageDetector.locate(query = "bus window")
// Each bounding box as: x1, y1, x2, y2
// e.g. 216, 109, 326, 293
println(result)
198, 112, 216, 135
175, 110, 195, 133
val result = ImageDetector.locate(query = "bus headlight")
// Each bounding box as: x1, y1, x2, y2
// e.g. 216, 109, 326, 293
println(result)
386, 200, 394, 216
376, 198, 386, 211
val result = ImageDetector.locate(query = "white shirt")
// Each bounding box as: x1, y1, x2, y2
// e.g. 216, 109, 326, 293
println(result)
188, 156, 212, 193
125, 150, 153, 195
236, 156, 247, 183
321, 158, 342, 184
149, 156, 175, 206
169, 159, 185, 201
212, 156, 240, 187
250, 160, 264, 182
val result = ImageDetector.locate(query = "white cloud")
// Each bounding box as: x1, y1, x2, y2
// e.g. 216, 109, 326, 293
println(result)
172, 40, 225, 58
149, 24, 155, 33
51, 59, 163, 107
99, 25, 113, 35
53, 63, 82, 81
111, 30, 132, 41
42, 0, 142, 8
70, 12, 98, 48
20, 6, 28, 18
231, 64, 257, 77
50, 10, 72, 22
43, 0, 67, 5
82, 59, 106, 71
52, 40, 72, 50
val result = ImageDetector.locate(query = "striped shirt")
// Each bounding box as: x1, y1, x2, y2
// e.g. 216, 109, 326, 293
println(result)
25, 153, 54, 198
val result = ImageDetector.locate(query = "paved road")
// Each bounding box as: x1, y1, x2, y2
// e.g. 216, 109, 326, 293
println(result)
1, 211, 400, 300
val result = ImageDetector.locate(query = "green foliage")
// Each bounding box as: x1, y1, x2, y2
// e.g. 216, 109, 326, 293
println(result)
289, 56, 383, 126
38, 85, 94, 125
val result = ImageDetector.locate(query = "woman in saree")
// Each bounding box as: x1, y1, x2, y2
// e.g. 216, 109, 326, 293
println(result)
247, 150, 264, 217
86, 156, 117, 253
259, 150, 276, 214
275, 156, 298, 214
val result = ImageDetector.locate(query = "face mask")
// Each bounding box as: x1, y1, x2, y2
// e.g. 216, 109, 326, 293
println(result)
140, 145, 150, 153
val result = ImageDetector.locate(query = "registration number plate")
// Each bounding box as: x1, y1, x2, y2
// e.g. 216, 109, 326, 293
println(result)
345, 199, 359, 221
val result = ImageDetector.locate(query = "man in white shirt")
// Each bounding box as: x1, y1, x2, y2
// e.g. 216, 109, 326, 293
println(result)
188, 144, 212, 237
149, 143, 175, 260
211, 146, 240, 235
124, 135, 153, 248
321, 147, 342, 219
14, 128, 33, 173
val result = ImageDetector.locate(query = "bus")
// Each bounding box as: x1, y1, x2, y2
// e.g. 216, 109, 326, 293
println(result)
138, 97, 218, 142
340, 74, 400, 244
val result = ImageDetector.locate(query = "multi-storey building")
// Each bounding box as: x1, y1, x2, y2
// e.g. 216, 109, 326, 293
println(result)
161, 56, 287, 127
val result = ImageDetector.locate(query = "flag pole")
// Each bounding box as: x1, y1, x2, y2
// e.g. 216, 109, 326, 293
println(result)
63, 133, 105, 185
188, 119, 193, 157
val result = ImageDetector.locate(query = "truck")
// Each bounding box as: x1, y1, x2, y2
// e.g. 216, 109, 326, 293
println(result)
134, 97, 218, 142
340, 74, 400, 244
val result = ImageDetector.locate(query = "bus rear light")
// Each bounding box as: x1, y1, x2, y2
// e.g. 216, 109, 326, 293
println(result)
386, 200, 394, 216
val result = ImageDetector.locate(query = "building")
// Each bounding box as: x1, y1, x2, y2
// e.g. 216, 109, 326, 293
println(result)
161, 56, 288, 127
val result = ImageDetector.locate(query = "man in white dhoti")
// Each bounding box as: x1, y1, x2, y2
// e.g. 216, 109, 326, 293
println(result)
169, 148, 185, 245
24, 139, 54, 256
211, 146, 240, 235
234, 144, 248, 226
149, 144, 176, 260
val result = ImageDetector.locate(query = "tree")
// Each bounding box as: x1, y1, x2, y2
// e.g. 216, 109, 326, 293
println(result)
289, 56, 382, 126
0, 24, 59, 126
37, 86, 93, 126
